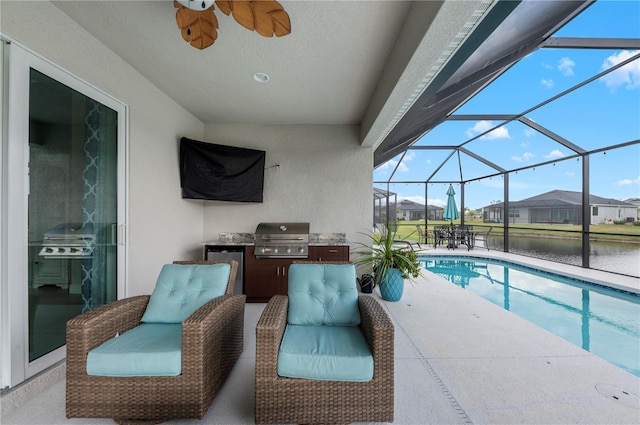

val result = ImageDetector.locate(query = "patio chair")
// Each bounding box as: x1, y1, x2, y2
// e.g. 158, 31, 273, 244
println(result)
376, 222, 415, 251
65, 260, 245, 424
433, 225, 450, 248
474, 226, 493, 250
458, 225, 473, 251
415, 224, 430, 248
255, 262, 394, 424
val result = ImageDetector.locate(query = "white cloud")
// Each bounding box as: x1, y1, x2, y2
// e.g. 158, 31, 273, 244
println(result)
558, 57, 575, 76
377, 159, 408, 173
565, 171, 575, 177
616, 176, 640, 186
512, 152, 535, 162
377, 160, 394, 171
377, 153, 413, 173
429, 198, 446, 207
600, 50, 640, 91
395, 151, 416, 172
465, 120, 510, 140
523, 129, 535, 138
545, 149, 564, 159
541, 78, 553, 88
399, 195, 426, 205
542, 62, 554, 70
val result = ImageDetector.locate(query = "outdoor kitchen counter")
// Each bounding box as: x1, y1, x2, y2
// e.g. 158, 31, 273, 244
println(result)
202, 232, 350, 246
203, 233, 350, 302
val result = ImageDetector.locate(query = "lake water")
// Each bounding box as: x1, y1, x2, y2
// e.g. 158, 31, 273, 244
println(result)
487, 236, 640, 278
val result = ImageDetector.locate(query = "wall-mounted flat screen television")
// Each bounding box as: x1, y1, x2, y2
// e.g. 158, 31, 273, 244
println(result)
179, 137, 265, 203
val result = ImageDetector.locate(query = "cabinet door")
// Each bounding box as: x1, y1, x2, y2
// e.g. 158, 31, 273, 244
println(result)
309, 246, 350, 262
244, 247, 291, 301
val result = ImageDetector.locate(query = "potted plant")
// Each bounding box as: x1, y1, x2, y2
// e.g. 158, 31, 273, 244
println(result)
353, 227, 422, 301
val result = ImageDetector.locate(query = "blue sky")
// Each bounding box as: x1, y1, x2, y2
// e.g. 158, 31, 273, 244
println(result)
374, 0, 640, 211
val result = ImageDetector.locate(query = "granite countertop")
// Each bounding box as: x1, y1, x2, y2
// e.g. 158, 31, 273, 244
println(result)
203, 232, 349, 246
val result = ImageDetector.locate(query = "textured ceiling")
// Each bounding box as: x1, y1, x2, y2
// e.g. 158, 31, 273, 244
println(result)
52, 0, 415, 126
50, 0, 511, 149
13, 1, 589, 161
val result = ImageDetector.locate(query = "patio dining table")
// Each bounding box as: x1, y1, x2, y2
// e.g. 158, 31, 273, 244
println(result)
434, 226, 477, 250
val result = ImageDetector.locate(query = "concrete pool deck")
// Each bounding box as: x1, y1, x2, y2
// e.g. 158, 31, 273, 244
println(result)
2, 250, 639, 424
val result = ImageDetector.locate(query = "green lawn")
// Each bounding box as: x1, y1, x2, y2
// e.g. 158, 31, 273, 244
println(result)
390, 219, 640, 244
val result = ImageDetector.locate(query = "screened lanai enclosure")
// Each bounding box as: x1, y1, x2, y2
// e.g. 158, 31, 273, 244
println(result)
373, 0, 640, 278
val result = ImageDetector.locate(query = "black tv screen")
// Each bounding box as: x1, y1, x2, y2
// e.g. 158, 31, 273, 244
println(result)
179, 137, 265, 202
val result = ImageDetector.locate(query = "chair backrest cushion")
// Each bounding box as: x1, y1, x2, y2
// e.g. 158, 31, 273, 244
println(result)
287, 263, 360, 326
141, 263, 231, 323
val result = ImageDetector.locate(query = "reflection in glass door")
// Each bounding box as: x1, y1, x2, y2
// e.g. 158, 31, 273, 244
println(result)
28, 69, 118, 361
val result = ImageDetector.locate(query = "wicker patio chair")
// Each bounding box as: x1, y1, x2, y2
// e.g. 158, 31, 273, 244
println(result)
255, 262, 394, 424
66, 260, 244, 424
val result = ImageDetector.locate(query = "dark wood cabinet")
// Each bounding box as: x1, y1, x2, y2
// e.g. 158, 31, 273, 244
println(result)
308, 245, 350, 262
244, 245, 349, 302
244, 246, 293, 302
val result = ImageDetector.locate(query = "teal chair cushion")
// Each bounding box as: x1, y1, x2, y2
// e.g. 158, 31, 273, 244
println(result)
287, 263, 360, 326
86, 323, 182, 376
141, 263, 230, 324
277, 324, 374, 382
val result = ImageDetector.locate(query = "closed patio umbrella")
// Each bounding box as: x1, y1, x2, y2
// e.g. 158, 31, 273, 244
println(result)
443, 184, 460, 224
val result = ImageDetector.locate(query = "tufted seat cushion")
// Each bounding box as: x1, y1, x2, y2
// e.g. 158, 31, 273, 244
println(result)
277, 324, 374, 381
287, 263, 360, 326
141, 263, 231, 324
87, 323, 182, 376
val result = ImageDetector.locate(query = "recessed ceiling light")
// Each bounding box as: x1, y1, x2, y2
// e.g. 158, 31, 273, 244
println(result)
253, 72, 270, 83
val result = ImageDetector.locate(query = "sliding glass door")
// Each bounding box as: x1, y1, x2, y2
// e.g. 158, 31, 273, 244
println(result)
2, 42, 127, 386
27, 68, 119, 361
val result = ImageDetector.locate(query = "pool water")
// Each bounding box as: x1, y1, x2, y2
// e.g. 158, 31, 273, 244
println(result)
420, 256, 640, 377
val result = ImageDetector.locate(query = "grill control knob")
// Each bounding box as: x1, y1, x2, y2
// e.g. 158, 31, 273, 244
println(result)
69, 248, 78, 253
286, 248, 292, 254
273, 248, 279, 254
57, 247, 65, 253
260, 248, 266, 254
298, 247, 305, 254
45, 247, 54, 253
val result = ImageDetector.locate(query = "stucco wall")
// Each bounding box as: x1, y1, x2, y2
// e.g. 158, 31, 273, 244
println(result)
1, 1, 205, 295
1, 2, 375, 291
202, 124, 373, 250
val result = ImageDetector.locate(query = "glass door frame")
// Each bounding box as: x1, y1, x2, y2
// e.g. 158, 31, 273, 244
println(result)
1, 40, 128, 388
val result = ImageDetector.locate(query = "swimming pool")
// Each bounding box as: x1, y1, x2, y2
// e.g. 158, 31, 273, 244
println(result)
419, 255, 640, 377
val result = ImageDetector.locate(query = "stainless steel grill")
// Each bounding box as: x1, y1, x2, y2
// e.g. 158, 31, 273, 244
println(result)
254, 222, 309, 258
39, 223, 95, 258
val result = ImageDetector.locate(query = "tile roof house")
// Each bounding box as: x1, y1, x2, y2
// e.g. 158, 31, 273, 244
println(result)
395, 199, 444, 221
483, 190, 637, 225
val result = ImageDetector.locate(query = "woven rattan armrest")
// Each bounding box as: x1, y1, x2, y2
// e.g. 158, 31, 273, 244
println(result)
358, 295, 394, 370
255, 295, 288, 377
182, 293, 246, 376
66, 295, 149, 373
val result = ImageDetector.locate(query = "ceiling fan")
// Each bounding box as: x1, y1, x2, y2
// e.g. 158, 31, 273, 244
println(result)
174, 0, 291, 49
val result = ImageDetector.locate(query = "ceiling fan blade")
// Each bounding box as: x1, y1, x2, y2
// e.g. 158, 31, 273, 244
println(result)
215, 0, 291, 38
175, 1, 219, 49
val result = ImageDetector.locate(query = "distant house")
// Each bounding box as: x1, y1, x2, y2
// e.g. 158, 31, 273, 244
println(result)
482, 190, 637, 225
395, 199, 444, 221
624, 198, 640, 220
